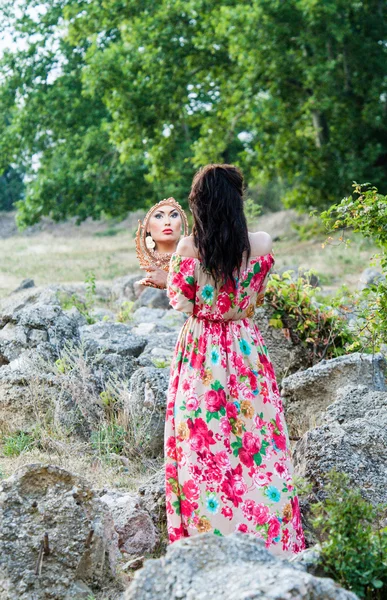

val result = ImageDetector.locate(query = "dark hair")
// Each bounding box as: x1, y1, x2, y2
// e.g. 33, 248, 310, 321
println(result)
188, 163, 251, 286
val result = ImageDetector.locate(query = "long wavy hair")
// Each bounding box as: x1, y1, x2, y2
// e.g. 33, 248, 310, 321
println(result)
189, 163, 251, 286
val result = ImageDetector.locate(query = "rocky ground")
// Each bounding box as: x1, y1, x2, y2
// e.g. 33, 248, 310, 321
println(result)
0, 216, 386, 598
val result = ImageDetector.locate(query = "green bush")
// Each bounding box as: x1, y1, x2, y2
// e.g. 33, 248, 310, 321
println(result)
319, 183, 387, 353
265, 272, 356, 364
308, 470, 387, 599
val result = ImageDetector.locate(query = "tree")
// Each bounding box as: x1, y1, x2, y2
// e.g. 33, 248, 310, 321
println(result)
0, 0, 386, 224
0, 166, 25, 211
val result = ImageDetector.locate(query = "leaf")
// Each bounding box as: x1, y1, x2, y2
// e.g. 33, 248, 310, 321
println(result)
260, 440, 270, 455
211, 380, 223, 391
172, 500, 181, 515
206, 410, 220, 422
253, 262, 261, 274
213, 529, 223, 536
253, 452, 262, 466
219, 406, 226, 416
186, 276, 195, 285
194, 408, 202, 417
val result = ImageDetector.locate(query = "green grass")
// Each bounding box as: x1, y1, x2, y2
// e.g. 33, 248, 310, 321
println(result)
1, 431, 36, 457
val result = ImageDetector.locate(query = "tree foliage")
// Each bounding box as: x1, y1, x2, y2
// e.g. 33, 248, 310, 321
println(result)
0, 1, 387, 223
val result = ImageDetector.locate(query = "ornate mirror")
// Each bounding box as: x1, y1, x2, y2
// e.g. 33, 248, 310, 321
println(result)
135, 197, 189, 288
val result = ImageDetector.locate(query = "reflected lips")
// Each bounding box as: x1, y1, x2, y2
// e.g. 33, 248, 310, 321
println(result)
163, 229, 173, 233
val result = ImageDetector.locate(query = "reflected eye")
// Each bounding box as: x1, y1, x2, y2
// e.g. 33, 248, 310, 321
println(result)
171, 212, 180, 218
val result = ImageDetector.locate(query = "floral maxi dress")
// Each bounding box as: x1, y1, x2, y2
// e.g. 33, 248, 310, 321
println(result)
164, 251, 306, 557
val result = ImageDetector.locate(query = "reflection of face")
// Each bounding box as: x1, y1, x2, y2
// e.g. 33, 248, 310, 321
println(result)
147, 204, 182, 248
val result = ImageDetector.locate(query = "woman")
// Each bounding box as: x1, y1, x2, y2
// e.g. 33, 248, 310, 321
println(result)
164, 164, 306, 557
140, 200, 182, 288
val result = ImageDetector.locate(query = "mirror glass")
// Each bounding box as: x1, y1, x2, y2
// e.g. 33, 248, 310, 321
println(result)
135, 197, 189, 287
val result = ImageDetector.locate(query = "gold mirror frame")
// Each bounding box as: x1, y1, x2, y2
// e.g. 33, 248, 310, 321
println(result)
135, 198, 189, 285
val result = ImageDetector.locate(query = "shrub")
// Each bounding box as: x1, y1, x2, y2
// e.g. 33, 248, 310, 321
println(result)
264, 272, 356, 364
319, 182, 387, 353
308, 470, 387, 599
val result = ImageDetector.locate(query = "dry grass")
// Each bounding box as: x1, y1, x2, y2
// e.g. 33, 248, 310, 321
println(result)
0, 209, 381, 298
0, 345, 163, 489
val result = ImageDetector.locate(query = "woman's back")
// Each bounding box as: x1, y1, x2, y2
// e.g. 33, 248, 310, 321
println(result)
168, 249, 275, 321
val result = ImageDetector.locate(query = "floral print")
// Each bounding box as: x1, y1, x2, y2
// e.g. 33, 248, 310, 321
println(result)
165, 251, 306, 557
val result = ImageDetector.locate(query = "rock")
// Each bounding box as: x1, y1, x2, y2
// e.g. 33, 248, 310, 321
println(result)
125, 367, 169, 457
79, 323, 146, 358
11, 278, 35, 294
133, 287, 172, 310
293, 384, 387, 506
132, 322, 157, 337
358, 267, 385, 291
289, 544, 325, 577
131, 307, 166, 324
91, 353, 138, 390
111, 274, 144, 303
0, 464, 122, 600
281, 352, 387, 439
137, 331, 178, 368
254, 306, 311, 382
125, 533, 358, 600
0, 288, 80, 365
89, 307, 116, 323
137, 469, 166, 528
159, 311, 186, 330
0, 351, 103, 439
100, 491, 159, 557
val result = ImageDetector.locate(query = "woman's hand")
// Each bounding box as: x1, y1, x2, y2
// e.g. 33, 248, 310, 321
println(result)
139, 265, 168, 289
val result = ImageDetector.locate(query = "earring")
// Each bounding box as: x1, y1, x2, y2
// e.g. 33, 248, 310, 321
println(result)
145, 234, 156, 249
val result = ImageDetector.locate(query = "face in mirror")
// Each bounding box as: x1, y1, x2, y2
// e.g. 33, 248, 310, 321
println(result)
145, 203, 183, 255
135, 198, 189, 287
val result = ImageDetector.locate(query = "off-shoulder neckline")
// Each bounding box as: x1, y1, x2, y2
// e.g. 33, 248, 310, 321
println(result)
171, 251, 275, 264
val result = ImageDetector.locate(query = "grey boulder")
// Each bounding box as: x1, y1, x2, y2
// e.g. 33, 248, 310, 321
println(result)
281, 352, 386, 439
293, 384, 387, 506
125, 367, 169, 457
0, 464, 121, 600
125, 532, 358, 600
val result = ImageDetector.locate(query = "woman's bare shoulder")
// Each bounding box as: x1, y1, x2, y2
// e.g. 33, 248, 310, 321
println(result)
175, 235, 199, 258
248, 231, 273, 256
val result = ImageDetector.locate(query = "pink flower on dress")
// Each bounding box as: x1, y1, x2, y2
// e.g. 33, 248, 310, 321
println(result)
166, 463, 178, 481
165, 436, 177, 460
221, 464, 248, 507
183, 479, 200, 501
220, 416, 232, 435
218, 293, 232, 314
180, 259, 195, 276
221, 506, 233, 520
243, 432, 261, 455
227, 374, 239, 398
252, 470, 273, 487
214, 450, 231, 470
226, 403, 238, 420
254, 414, 266, 429
252, 503, 270, 526
274, 462, 288, 478
236, 523, 248, 533
239, 296, 250, 310
186, 395, 200, 411
188, 417, 216, 452
267, 515, 281, 541
239, 449, 254, 468
205, 389, 227, 412
242, 499, 256, 521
